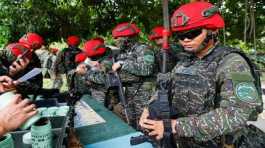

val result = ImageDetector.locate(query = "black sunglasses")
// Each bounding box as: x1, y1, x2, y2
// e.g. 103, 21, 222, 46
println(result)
177, 29, 203, 40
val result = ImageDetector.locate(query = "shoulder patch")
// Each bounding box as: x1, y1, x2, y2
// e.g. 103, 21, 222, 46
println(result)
235, 82, 258, 103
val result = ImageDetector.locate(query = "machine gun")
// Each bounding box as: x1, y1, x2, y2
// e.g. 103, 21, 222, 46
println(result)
130, 0, 176, 147
35, 75, 83, 148
64, 72, 83, 148
36, 72, 83, 147
105, 54, 132, 125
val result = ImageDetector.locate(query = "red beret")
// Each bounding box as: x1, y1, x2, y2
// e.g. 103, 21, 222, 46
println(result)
171, 2, 224, 32
148, 26, 166, 40
67, 35, 80, 46
83, 38, 107, 58
75, 52, 87, 63
112, 22, 140, 39
7, 43, 32, 60
19, 32, 44, 49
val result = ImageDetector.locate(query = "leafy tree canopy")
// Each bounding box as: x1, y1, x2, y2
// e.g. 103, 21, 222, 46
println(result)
0, 0, 264, 52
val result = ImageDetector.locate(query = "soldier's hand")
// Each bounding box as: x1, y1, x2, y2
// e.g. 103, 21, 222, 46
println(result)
90, 61, 100, 68
76, 64, 87, 75
9, 58, 30, 76
171, 120, 177, 134
0, 76, 15, 92
112, 62, 121, 71
141, 119, 164, 140
139, 108, 149, 128
0, 95, 37, 133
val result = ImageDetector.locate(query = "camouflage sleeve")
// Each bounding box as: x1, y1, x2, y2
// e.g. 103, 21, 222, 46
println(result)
53, 50, 65, 75
85, 70, 106, 85
0, 48, 8, 57
174, 53, 262, 141
0, 67, 7, 76
100, 58, 113, 72
51, 55, 57, 70
0, 49, 15, 65
67, 69, 76, 78
0, 50, 9, 75
121, 45, 154, 76
83, 56, 113, 85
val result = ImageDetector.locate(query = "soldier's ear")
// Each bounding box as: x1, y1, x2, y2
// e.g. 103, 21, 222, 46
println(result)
206, 29, 218, 42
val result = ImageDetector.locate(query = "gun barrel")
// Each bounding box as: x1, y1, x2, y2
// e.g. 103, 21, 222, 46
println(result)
130, 135, 149, 145
15, 49, 31, 62
115, 72, 131, 125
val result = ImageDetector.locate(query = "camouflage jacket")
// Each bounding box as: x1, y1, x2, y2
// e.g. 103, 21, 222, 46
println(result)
35, 48, 50, 68
53, 46, 82, 75
156, 44, 263, 147
53, 46, 82, 89
67, 50, 113, 94
85, 42, 155, 85
154, 44, 187, 73
44, 53, 57, 70
0, 49, 43, 94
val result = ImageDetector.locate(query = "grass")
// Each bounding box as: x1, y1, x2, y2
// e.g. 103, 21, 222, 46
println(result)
43, 75, 68, 92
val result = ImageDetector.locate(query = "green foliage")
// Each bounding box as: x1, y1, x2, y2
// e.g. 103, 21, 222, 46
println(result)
227, 39, 253, 53
0, 0, 264, 52
0, 26, 10, 47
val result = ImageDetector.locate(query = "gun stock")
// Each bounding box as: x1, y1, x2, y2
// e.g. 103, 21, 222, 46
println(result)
105, 71, 131, 125
130, 0, 177, 147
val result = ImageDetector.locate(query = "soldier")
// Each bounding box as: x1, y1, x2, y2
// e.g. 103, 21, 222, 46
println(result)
53, 35, 82, 90
47, 48, 63, 89
140, 2, 265, 147
75, 38, 112, 102
85, 23, 155, 128
148, 25, 185, 73
0, 33, 44, 95
35, 46, 50, 77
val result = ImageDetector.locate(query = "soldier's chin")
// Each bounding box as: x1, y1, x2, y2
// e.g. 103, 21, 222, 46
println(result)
184, 47, 196, 53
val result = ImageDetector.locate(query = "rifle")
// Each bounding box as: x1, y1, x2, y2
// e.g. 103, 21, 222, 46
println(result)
15, 48, 32, 62
65, 72, 83, 148
130, 0, 176, 147
105, 54, 132, 125
34, 86, 83, 148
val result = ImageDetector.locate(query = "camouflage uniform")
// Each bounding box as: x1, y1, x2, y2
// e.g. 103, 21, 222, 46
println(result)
0, 62, 8, 76
53, 46, 90, 93
86, 41, 155, 127
0, 49, 43, 95
46, 53, 63, 89
53, 46, 82, 81
158, 44, 264, 147
35, 48, 63, 89
154, 44, 185, 74
35, 47, 50, 77
85, 50, 113, 103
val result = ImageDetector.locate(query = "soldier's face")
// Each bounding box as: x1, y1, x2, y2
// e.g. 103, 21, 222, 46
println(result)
178, 29, 207, 54
155, 38, 163, 46
114, 37, 126, 48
